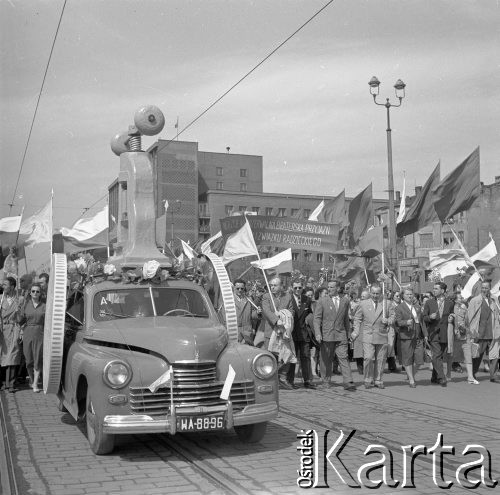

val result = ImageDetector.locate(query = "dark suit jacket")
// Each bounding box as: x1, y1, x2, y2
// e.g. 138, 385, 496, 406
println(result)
395, 301, 423, 340
261, 291, 294, 338
313, 295, 350, 342
291, 295, 311, 342
422, 297, 454, 343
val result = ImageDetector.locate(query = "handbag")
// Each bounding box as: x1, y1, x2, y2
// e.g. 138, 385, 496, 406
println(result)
471, 342, 480, 359
423, 341, 433, 363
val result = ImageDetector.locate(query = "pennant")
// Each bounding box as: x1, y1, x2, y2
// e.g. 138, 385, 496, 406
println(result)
358, 226, 383, 258
348, 183, 373, 243
318, 190, 347, 227
180, 239, 196, 260
222, 218, 258, 265
250, 248, 293, 273
308, 200, 325, 222
201, 231, 222, 255
433, 147, 480, 222
220, 364, 236, 400
396, 175, 406, 224
396, 163, 440, 237
60, 206, 108, 249
148, 366, 173, 393
19, 196, 52, 247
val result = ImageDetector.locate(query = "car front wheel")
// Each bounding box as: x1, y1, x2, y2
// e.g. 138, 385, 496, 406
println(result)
85, 393, 115, 455
234, 422, 267, 443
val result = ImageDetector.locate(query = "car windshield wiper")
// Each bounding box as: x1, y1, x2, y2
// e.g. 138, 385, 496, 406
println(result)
99, 310, 132, 319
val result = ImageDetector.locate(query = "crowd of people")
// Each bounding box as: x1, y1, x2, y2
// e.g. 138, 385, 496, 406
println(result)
231, 275, 500, 391
0, 273, 48, 393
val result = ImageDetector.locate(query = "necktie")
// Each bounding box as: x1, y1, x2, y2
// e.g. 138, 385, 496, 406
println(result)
333, 297, 338, 310
374, 301, 378, 311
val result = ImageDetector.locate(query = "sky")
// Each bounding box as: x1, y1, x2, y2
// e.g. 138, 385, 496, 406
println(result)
1, 0, 499, 270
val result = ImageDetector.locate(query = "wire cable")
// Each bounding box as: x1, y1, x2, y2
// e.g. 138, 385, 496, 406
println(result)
173, 0, 335, 141
8, 0, 68, 214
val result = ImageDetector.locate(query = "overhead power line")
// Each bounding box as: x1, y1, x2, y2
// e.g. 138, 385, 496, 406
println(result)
9, 0, 68, 214
174, 0, 335, 140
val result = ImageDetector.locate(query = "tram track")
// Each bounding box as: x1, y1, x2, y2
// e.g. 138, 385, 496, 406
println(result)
133, 431, 264, 495
0, 393, 19, 495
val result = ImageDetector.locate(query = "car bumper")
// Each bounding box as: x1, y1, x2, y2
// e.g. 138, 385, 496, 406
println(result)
102, 401, 278, 434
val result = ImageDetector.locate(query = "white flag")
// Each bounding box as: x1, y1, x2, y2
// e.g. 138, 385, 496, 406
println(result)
60, 205, 108, 243
222, 218, 258, 265
164, 200, 169, 213
19, 195, 52, 247
396, 175, 406, 224
181, 239, 196, 260
0, 215, 22, 233
220, 364, 236, 400
308, 200, 325, 222
200, 230, 222, 255
462, 272, 481, 300
251, 248, 292, 272
148, 366, 173, 393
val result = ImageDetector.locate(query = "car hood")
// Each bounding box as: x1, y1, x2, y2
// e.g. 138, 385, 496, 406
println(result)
86, 317, 228, 363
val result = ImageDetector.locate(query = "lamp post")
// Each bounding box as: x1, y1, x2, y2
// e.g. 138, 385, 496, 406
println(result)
368, 76, 406, 269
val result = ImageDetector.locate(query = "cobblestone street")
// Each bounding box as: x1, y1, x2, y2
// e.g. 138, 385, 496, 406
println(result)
1, 366, 498, 495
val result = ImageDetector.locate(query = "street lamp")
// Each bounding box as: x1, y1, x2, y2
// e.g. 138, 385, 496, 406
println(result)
368, 76, 406, 268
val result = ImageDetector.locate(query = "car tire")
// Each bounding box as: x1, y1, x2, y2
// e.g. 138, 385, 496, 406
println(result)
234, 422, 267, 443
85, 393, 115, 455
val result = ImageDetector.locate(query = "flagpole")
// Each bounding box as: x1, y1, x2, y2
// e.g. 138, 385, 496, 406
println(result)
236, 265, 252, 280
381, 252, 386, 318
255, 250, 277, 313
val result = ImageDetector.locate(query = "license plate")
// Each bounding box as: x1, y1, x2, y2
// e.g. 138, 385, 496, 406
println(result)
177, 414, 225, 431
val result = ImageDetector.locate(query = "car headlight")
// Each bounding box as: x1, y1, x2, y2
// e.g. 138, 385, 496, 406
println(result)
103, 361, 132, 389
252, 353, 277, 380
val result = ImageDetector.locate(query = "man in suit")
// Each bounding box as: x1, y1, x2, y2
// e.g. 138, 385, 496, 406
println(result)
422, 282, 455, 387
287, 281, 316, 389
351, 283, 390, 389
395, 287, 424, 388
314, 280, 356, 391
261, 277, 295, 390
468, 279, 500, 383
233, 278, 260, 345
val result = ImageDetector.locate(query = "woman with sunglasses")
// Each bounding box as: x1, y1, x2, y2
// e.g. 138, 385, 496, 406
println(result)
20, 283, 46, 392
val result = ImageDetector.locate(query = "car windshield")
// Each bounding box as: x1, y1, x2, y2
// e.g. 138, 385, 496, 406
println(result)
93, 287, 210, 321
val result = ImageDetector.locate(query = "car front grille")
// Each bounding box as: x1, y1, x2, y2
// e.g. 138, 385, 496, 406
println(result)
129, 361, 255, 416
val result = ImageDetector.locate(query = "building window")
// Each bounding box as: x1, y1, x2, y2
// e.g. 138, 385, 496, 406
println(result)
216, 167, 223, 176
292, 252, 299, 261
304, 252, 312, 262
265, 207, 273, 216
240, 169, 247, 178
216, 182, 224, 190
239, 206, 247, 212
240, 183, 247, 192
316, 253, 323, 263
277, 208, 286, 217
225, 205, 233, 216
291, 208, 300, 218
303, 209, 311, 219
419, 233, 434, 249
443, 233, 455, 246
252, 206, 260, 215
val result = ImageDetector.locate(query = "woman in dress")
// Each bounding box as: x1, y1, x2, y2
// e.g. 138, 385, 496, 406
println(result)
0, 277, 23, 392
20, 283, 46, 392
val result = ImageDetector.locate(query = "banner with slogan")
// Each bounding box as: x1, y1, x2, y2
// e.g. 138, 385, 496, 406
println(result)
220, 216, 339, 253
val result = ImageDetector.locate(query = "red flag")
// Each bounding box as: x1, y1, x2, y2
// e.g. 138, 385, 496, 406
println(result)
358, 226, 383, 258
348, 183, 373, 244
433, 147, 480, 222
396, 162, 440, 238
